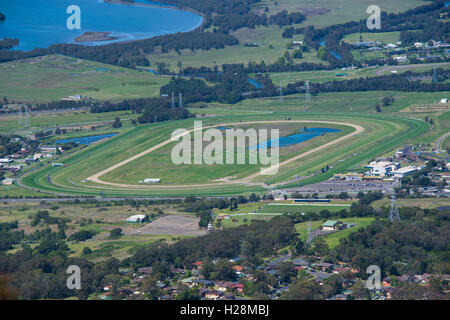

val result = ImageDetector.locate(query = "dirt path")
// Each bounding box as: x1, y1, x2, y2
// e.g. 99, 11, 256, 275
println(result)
86, 120, 364, 189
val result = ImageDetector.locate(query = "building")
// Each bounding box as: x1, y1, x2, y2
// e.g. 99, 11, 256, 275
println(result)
389, 166, 418, 178
126, 214, 148, 223
440, 98, 448, 104
322, 220, 345, 231
143, 178, 161, 184
366, 161, 399, 177
333, 172, 363, 181
1, 178, 15, 185
0, 158, 13, 164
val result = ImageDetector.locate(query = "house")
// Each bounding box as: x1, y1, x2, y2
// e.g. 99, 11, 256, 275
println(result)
0, 158, 13, 163
204, 290, 223, 300
314, 262, 335, 272
292, 258, 311, 268
440, 98, 448, 104
137, 267, 153, 274
232, 265, 243, 274
232, 283, 244, 294
321, 220, 345, 231
214, 281, 234, 292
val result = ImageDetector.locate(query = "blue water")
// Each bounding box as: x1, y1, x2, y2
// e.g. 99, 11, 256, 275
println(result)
250, 127, 340, 150
55, 133, 118, 145
0, 0, 203, 51
248, 78, 264, 89
319, 37, 342, 60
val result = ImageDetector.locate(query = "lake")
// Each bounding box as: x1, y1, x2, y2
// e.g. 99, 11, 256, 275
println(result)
55, 133, 118, 145
251, 127, 341, 150
0, 0, 203, 51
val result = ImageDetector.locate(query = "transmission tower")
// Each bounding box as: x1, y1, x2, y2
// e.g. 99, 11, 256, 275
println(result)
432, 68, 437, 83
24, 105, 30, 128
279, 81, 283, 102
171, 92, 175, 110
179, 93, 183, 108
388, 194, 401, 222
18, 105, 24, 127
304, 80, 311, 112
306, 221, 312, 244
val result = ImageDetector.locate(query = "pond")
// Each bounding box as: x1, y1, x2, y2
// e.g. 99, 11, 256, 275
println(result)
54, 133, 118, 145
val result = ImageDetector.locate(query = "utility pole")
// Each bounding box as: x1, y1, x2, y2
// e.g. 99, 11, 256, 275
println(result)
179, 93, 183, 108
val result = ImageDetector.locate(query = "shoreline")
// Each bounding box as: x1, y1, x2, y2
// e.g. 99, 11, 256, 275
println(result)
74, 0, 205, 44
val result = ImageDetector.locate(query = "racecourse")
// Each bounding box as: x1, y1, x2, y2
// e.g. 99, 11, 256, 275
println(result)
20, 111, 428, 197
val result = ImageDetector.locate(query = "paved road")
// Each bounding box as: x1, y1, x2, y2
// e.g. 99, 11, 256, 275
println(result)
435, 132, 450, 154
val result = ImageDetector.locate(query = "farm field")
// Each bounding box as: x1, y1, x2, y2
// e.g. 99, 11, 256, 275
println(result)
372, 197, 450, 209
0, 54, 169, 102
0, 200, 193, 260
342, 31, 401, 44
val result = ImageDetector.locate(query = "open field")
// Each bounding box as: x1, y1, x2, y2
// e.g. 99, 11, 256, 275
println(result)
266, 63, 450, 85
127, 215, 207, 236
148, 0, 427, 71
0, 109, 140, 134
253, 0, 427, 28
0, 54, 169, 102
294, 217, 376, 248
0, 200, 193, 260
372, 198, 450, 209
257, 203, 350, 214
342, 31, 401, 44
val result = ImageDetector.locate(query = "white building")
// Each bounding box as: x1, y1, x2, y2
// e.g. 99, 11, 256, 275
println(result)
0, 158, 13, 163
366, 161, 399, 177
440, 98, 448, 104
389, 166, 418, 178
127, 214, 147, 223
1, 178, 15, 185
143, 178, 161, 184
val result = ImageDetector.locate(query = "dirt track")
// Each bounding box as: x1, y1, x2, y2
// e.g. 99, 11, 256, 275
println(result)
86, 120, 364, 189
126, 215, 207, 236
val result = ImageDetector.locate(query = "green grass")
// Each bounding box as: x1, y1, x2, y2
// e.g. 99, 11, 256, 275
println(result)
342, 31, 401, 44
257, 203, 349, 214
0, 109, 139, 134
0, 54, 169, 102
372, 198, 450, 209
295, 217, 376, 248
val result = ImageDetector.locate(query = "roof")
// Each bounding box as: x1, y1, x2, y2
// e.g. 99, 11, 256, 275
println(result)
127, 214, 146, 222
322, 220, 340, 227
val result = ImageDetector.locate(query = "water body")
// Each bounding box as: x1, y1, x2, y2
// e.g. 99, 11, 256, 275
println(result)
319, 37, 342, 60
0, 0, 203, 51
248, 78, 264, 89
55, 133, 118, 145
251, 127, 340, 150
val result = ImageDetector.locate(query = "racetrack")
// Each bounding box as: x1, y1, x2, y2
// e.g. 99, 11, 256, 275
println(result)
86, 120, 363, 189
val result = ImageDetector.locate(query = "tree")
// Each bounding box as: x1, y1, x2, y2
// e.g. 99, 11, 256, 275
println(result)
109, 228, 122, 239
278, 261, 297, 283
112, 117, 122, 128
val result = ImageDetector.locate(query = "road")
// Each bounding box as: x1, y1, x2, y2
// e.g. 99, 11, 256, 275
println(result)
435, 131, 450, 154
